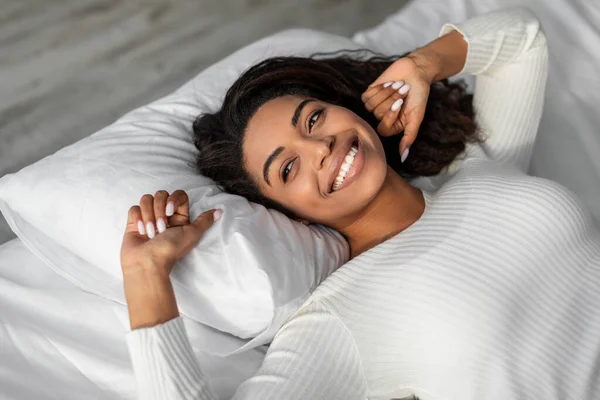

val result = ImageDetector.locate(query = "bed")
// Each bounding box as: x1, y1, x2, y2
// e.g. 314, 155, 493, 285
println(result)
0, 238, 266, 399
1, 0, 599, 399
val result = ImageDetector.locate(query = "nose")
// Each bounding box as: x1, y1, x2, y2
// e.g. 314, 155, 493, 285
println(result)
307, 136, 334, 170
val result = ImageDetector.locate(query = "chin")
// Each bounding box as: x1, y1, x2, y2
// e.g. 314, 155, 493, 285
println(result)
338, 159, 387, 210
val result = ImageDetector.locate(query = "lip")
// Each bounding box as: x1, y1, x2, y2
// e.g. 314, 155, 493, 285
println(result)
335, 138, 364, 192
326, 135, 360, 194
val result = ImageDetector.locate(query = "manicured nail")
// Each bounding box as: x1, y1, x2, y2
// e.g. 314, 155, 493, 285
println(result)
156, 218, 167, 233
401, 148, 410, 163
165, 202, 175, 217
146, 222, 155, 239
391, 98, 403, 112
137, 220, 146, 236
399, 83, 411, 95
383, 81, 393, 88
391, 80, 404, 90
213, 209, 223, 222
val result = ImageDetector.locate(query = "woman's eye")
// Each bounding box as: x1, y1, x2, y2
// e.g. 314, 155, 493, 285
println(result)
308, 109, 323, 132
282, 159, 295, 183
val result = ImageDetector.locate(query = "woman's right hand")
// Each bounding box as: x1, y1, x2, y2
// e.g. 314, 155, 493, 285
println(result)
120, 190, 221, 280
361, 53, 434, 162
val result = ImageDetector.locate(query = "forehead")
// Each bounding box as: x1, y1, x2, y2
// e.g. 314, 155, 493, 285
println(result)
246, 95, 305, 138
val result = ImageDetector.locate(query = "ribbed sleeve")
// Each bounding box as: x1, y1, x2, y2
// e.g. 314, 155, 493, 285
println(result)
127, 317, 218, 400
440, 7, 548, 172
127, 302, 368, 400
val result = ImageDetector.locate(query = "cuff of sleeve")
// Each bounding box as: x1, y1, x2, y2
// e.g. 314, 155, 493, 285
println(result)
126, 316, 190, 364
127, 317, 215, 400
438, 21, 496, 76
438, 7, 538, 75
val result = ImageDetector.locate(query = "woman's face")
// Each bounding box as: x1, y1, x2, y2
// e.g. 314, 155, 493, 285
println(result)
243, 95, 388, 227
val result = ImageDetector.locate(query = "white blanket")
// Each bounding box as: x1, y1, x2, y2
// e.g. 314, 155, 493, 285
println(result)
0, 238, 265, 399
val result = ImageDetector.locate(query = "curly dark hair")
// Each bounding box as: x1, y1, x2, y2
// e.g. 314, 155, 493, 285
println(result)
193, 50, 481, 219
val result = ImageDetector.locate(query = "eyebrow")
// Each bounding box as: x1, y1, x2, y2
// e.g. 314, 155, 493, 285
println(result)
263, 146, 284, 186
291, 99, 315, 128
263, 99, 315, 186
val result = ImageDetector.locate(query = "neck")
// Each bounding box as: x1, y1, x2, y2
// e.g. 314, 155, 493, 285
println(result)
336, 166, 425, 259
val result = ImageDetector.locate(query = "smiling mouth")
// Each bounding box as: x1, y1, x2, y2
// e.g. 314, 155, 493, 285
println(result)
331, 139, 359, 192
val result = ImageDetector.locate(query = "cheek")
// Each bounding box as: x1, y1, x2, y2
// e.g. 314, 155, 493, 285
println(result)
358, 118, 384, 150
291, 174, 321, 204
277, 174, 324, 216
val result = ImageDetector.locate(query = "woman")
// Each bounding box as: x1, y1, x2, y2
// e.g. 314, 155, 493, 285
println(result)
120, 7, 600, 400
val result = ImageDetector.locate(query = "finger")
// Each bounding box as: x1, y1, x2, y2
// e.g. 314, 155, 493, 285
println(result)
399, 108, 425, 157
121, 205, 146, 257
372, 90, 404, 120
139, 194, 156, 239
368, 73, 399, 88
373, 81, 412, 120
397, 82, 411, 96
190, 209, 218, 233
153, 190, 169, 234
177, 209, 220, 257
361, 82, 392, 104
377, 101, 404, 137
126, 205, 146, 236
362, 84, 400, 113
165, 190, 190, 227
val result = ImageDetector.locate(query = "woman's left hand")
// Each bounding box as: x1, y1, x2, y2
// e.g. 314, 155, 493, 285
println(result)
361, 54, 433, 161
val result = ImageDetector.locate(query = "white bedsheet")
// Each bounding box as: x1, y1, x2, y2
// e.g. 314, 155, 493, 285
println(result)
2, 1, 599, 399
0, 238, 265, 400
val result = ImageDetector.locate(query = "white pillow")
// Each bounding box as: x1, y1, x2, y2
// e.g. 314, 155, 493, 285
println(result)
0, 29, 354, 351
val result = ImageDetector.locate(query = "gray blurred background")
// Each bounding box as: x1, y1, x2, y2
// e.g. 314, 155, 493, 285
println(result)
0, 0, 408, 244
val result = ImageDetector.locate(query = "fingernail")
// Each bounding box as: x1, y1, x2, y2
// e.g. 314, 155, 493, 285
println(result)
137, 220, 146, 236
401, 148, 410, 163
391, 98, 403, 112
391, 80, 404, 90
213, 209, 223, 222
383, 81, 393, 88
165, 202, 175, 217
146, 222, 155, 239
156, 218, 167, 233
399, 83, 411, 95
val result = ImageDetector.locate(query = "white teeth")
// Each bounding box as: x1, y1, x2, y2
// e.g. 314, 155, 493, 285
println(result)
332, 144, 358, 192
